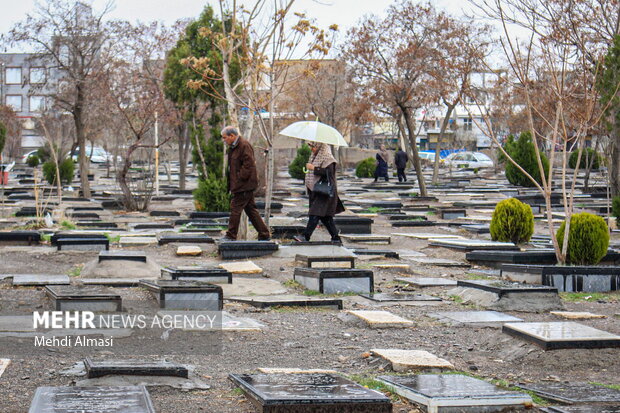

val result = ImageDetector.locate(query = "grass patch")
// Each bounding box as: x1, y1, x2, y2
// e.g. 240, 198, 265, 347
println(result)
40, 233, 52, 242
229, 387, 244, 396
426, 210, 436, 216
302, 289, 359, 297
347, 374, 401, 402
590, 382, 620, 391
466, 273, 491, 280
303, 289, 322, 296
67, 264, 84, 277
105, 234, 121, 243
560, 292, 620, 303
448, 295, 464, 304
60, 220, 77, 230
282, 280, 303, 289
365, 207, 384, 213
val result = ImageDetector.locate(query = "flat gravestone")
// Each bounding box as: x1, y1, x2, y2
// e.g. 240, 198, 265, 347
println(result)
0, 230, 40, 245
340, 234, 391, 244
176, 245, 202, 256
294, 268, 374, 294
157, 234, 214, 245
392, 233, 464, 240
354, 249, 399, 259
229, 295, 343, 310
218, 241, 278, 259
12, 274, 70, 286
229, 373, 392, 413
219, 261, 262, 274
45, 285, 122, 312
0, 359, 9, 378
429, 311, 523, 326
119, 237, 158, 247
84, 358, 188, 379
457, 280, 558, 296
57, 237, 109, 251
520, 382, 620, 404
543, 406, 620, 413
80, 278, 145, 287
378, 374, 532, 413
257, 368, 338, 374
360, 293, 441, 302
550, 311, 606, 320
503, 322, 620, 350
161, 267, 232, 284
28, 386, 155, 413
371, 349, 453, 372
140, 280, 223, 310
395, 277, 457, 287
406, 257, 470, 268
99, 251, 147, 263
295, 254, 355, 269
346, 310, 413, 328
429, 238, 519, 251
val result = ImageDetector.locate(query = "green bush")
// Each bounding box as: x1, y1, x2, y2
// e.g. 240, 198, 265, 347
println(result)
556, 212, 609, 265
504, 131, 549, 187
42, 158, 75, 185
612, 196, 620, 225
193, 176, 230, 212
568, 148, 600, 170
289, 144, 311, 180
26, 154, 40, 168
490, 198, 534, 244
356, 157, 376, 178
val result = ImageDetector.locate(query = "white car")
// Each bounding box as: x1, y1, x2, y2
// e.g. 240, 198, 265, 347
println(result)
444, 151, 494, 169
73, 147, 118, 163
21, 150, 39, 163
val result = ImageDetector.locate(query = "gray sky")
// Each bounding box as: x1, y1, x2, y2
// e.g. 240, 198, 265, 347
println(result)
0, 0, 483, 51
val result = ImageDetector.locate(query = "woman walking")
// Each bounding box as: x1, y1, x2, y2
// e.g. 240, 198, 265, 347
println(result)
374, 144, 390, 182
294, 142, 345, 242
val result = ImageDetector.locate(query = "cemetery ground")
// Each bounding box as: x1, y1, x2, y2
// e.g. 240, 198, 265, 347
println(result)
1, 165, 620, 412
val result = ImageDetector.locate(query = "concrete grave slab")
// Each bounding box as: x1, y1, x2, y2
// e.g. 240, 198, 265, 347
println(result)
520, 382, 620, 404
429, 238, 519, 251
392, 233, 464, 240
176, 246, 202, 256
228, 295, 343, 309
28, 386, 155, 413
221, 278, 287, 297
84, 357, 188, 379
119, 237, 158, 247
340, 234, 391, 244
550, 311, 606, 320
396, 277, 457, 287
378, 374, 532, 413
12, 274, 70, 286
406, 257, 470, 268
429, 311, 523, 327
503, 322, 620, 349
229, 373, 392, 413
371, 263, 410, 271
370, 349, 454, 372
346, 310, 414, 328
0, 359, 10, 378
273, 244, 354, 258
360, 293, 441, 302
99, 250, 147, 263
219, 261, 262, 274
45, 285, 122, 312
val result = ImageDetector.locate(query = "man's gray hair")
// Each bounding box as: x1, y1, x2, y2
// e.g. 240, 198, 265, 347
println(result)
221, 126, 239, 137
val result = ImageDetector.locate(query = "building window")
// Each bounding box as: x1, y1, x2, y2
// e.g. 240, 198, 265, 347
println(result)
6, 67, 22, 84
463, 117, 473, 131
30, 67, 46, 84
6, 95, 23, 111
30, 96, 45, 112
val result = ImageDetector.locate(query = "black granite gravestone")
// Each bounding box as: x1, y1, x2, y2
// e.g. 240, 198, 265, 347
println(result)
161, 267, 232, 284
229, 373, 392, 413
99, 251, 147, 263
520, 382, 620, 404
157, 234, 214, 245
295, 255, 355, 269
229, 295, 344, 310
84, 358, 188, 379
360, 293, 441, 302
45, 285, 122, 312
218, 241, 279, 259
0, 231, 41, 245
139, 280, 223, 310
57, 237, 109, 251
334, 217, 373, 234
294, 268, 374, 294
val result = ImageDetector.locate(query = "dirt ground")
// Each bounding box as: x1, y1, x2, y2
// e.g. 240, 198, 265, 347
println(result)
1, 172, 620, 413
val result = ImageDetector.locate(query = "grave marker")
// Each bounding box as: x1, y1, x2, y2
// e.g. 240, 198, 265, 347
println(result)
503, 322, 620, 349
28, 386, 155, 413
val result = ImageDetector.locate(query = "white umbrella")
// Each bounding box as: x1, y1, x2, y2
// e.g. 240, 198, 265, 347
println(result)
279, 121, 349, 147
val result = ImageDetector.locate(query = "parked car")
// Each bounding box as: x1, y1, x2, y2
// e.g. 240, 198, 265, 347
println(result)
72, 147, 118, 163
444, 151, 494, 169
21, 150, 39, 163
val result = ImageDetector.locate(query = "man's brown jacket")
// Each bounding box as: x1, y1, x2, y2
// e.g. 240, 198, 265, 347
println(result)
227, 136, 258, 194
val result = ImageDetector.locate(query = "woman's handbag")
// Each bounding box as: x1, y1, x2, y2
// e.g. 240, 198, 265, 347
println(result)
313, 169, 334, 198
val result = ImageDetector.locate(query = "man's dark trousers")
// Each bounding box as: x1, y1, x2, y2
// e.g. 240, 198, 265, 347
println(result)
397, 168, 407, 182
225, 190, 270, 240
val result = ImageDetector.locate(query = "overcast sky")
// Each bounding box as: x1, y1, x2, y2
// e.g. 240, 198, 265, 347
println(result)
0, 0, 486, 53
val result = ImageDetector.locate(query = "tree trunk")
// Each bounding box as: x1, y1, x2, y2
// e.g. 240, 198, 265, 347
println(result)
432, 103, 456, 184
264, 146, 275, 227
400, 105, 427, 196
118, 146, 137, 211
611, 127, 620, 197
222, 61, 239, 129
74, 83, 91, 198
178, 122, 188, 190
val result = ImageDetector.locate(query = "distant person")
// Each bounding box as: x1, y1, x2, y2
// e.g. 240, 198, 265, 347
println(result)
294, 142, 345, 242
220, 126, 270, 242
374, 144, 390, 182
394, 147, 408, 182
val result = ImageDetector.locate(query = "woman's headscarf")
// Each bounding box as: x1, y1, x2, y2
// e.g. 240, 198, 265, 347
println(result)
304, 143, 337, 191
378, 146, 389, 164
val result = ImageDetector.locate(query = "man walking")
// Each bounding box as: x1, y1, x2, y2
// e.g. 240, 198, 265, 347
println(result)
221, 126, 270, 241
394, 147, 409, 182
